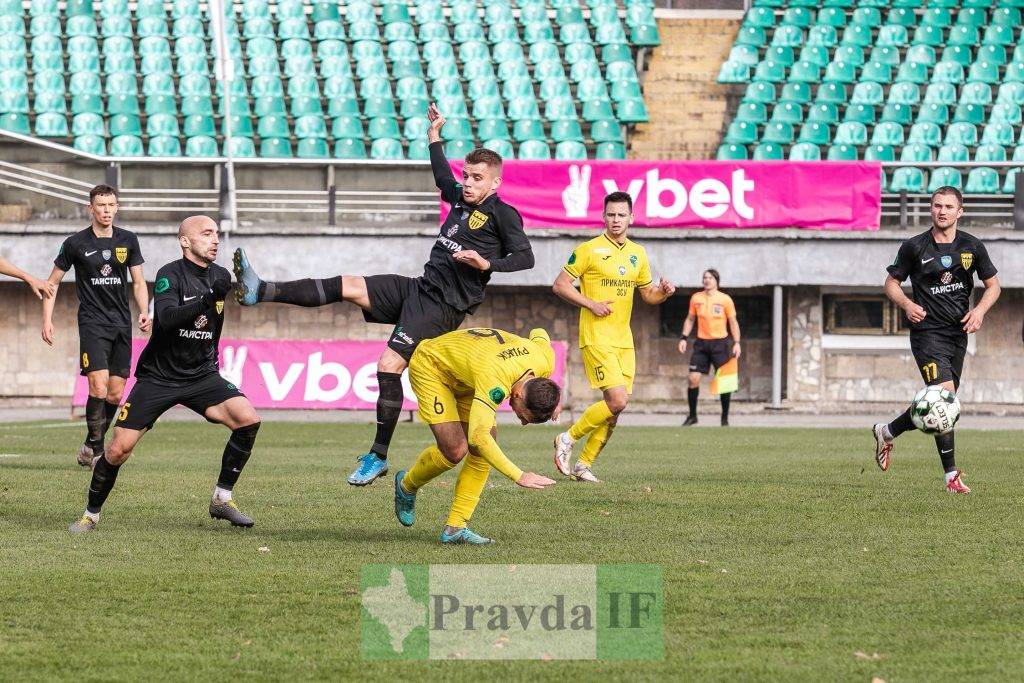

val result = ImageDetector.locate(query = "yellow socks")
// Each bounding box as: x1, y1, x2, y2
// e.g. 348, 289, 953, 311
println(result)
401, 445, 455, 493
569, 400, 614, 441
578, 420, 616, 467
446, 451, 490, 528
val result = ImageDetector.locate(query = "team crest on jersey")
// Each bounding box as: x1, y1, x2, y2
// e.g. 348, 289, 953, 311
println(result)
488, 387, 506, 404
960, 252, 973, 269
216, 300, 224, 314
101, 249, 111, 261
940, 255, 953, 269
115, 247, 127, 263
468, 210, 488, 230
155, 277, 169, 293
630, 254, 638, 267
567, 251, 577, 265
713, 304, 724, 315
618, 265, 627, 276
194, 315, 208, 329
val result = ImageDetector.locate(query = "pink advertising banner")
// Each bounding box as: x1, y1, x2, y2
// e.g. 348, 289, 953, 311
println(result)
446, 160, 881, 231
72, 338, 569, 411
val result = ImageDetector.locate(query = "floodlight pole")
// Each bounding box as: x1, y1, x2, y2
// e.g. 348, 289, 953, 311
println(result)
771, 284, 783, 408
209, 0, 237, 234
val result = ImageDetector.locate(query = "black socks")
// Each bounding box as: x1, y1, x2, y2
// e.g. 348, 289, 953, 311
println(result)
103, 400, 119, 435
87, 455, 121, 514
935, 431, 956, 473
85, 395, 106, 454
217, 422, 261, 490
887, 408, 915, 440
687, 387, 699, 419
720, 393, 731, 421
260, 276, 342, 307
371, 372, 404, 459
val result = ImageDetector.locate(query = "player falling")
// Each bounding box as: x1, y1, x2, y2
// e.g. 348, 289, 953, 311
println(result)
392, 327, 560, 544
70, 216, 261, 533
41, 185, 149, 467
872, 186, 1000, 494
551, 192, 675, 483
231, 103, 534, 487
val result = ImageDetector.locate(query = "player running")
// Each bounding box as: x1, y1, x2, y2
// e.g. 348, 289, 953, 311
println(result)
69, 216, 261, 533
550, 192, 675, 483
232, 104, 534, 488
872, 186, 1000, 494
392, 326, 560, 544
0, 256, 55, 299
41, 185, 149, 468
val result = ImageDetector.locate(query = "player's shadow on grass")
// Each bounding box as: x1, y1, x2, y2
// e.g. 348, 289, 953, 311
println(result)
258, 526, 440, 545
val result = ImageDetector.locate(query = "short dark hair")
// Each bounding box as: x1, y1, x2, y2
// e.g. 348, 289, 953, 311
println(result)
523, 377, 561, 423
705, 269, 721, 286
604, 191, 633, 213
931, 186, 963, 207
464, 147, 503, 172
89, 184, 118, 203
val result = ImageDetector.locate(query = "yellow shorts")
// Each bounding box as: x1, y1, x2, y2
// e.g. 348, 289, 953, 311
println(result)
582, 345, 635, 393
408, 353, 472, 425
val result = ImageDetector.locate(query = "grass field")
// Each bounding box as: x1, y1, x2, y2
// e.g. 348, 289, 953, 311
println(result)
2, 419, 1023, 681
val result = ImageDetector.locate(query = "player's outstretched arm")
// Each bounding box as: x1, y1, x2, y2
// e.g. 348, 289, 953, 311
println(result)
466, 400, 555, 489
427, 103, 461, 204
0, 256, 54, 300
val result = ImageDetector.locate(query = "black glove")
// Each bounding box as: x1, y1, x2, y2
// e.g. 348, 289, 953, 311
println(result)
203, 278, 233, 305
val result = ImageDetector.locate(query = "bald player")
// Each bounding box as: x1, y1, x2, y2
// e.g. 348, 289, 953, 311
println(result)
69, 216, 262, 534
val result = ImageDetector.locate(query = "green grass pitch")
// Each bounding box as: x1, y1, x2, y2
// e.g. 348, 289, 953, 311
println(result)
2, 420, 1023, 680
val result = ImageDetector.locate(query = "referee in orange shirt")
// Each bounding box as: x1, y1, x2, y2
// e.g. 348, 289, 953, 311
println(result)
677, 269, 741, 426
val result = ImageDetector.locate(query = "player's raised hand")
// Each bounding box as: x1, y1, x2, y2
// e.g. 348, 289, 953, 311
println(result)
961, 308, 985, 333
138, 312, 152, 334
658, 278, 676, 297
903, 301, 927, 324
41, 320, 55, 346
452, 249, 490, 271
561, 164, 592, 218
516, 472, 556, 489
427, 102, 446, 143
588, 300, 613, 317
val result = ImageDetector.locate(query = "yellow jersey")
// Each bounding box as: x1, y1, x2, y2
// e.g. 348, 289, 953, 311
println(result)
563, 233, 652, 348
689, 290, 736, 340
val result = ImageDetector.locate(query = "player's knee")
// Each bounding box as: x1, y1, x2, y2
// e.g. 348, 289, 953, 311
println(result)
440, 441, 468, 464
687, 374, 701, 388
106, 388, 123, 404
606, 394, 628, 415
106, 443, 129, 465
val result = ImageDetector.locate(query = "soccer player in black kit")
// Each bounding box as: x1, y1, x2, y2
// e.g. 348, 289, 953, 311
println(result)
41, 185, 150, 467
69, 216, 262, 533
231, 103, 534, 487
872, 187, 1001, 494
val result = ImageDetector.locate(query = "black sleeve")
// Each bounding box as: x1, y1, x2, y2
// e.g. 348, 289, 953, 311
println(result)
54, 237, 73, 271
488, 204, 535, 273
129, 232, 144, 267
886, 240, 916, 282
429, 141, 462, 205
153, 267, 209, 329
974, 240, 998, 280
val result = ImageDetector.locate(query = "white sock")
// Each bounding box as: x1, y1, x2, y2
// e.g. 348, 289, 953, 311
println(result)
944, 470, 959, 484
560, 432, 574, 445
84, 510, 99, 522
882, 425, 894, 442
213, 486, 233, 504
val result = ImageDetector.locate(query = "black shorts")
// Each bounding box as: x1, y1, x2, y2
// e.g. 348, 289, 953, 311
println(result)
362, 274, 465, 361
115, 374, 245, 431
79, 324, 132, 377
910, 328, 967, 388
689, 338, 732, 374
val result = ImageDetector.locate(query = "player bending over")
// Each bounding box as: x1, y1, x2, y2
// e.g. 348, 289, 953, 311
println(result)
69, 216, 261, 533
231, 103, 534, 488
872, 187, 1000, 494
550, 192, 675, 483
393, 327, 560, 544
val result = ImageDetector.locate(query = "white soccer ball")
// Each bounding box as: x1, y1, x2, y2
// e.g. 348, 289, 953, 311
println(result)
909, 385, 961, 435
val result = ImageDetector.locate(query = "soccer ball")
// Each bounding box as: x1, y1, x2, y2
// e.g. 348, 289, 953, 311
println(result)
909, 386, 961, 435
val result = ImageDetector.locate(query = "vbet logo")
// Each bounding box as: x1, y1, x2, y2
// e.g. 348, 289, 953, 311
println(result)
360, 564, 663, 661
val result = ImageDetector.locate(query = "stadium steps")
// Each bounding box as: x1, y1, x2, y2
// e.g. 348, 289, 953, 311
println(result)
630, 17, 741, 159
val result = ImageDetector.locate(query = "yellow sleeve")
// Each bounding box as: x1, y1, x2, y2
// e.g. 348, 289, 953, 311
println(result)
563, 243, 589, 279
467, 397, 523, 482
528, 328, 550, 344
636, 248, 653, 288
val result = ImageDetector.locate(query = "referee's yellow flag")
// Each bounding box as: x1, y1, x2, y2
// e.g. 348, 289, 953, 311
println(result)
711, 357, 739, 396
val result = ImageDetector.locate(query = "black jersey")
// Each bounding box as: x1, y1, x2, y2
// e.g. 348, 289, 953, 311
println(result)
887, 229, 998, 332
425, 142, 534, 314
135, 258, 231, 385
54, 226, 144, 328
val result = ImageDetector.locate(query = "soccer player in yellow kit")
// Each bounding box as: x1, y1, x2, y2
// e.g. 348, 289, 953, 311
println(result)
393, 327, 562, 544
551, 192, 676, 482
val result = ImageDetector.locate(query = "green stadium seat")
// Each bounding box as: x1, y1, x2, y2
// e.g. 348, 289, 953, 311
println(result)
816, 7, 847, 27
259, 137, 293, 158
772, 102, 804, 124
173, 17, 205, 39
834, 121, 866, 145
869, 46, 900, 66
954, 104, 986, 125
975, 144, 1007, 163
947, 26, 978, 47
916, 103, 949, 125
969, 62, 1001, 85
912, 25, 944, 47
890, 167, 926, 193
781, 7, 813, 28
771, 25, 803, 48
34, 112, 67, 137
815, 82, 847, 104
223, 114, 254, 137
0, 91, 28, 114
905, 45, 936, 68
716, 143, 748, 160
1005, 62, 1024, 82
66, 0, 93, 16
369, 138, 404, 160
69, 72, 102, 96
329, 115, 362, 140
736, 102, 767, 124
982, 124, 1015, 146
551, 119, 584, 143
841, 24, 872, 47
590, 119, 622, 143
744, 7, 775, 28
806, 103, 837, 124
921, 7, 952, 27
0, 52, 27, 71
478, 118, 510, 141
990, 103, 1022, 125
296, 138, 330, 159
871, 122, 904, 146
71, 94, 103, 116
798, 45, 829, 67
137, 16, 169, 38
928, 167, 962, 192
932, 61, 964, 84
880, 102, 911, 125
107, 94, 139, 115
142, 73, 174, 97
717, 61, 749, 84
724, 120, 758, 145
788, 60, 820, 84
860, 61, 893, 84
1002, 168, 1020, 194
148, 135, 181, 156
895, 61, 929, 85
936, 143, 969, 162
74, 134, 106, 154
333, 138, 367, 159
908, 122, 942, 146
806, 25, 837, 47
851, 82, 883, 106
29, 15, 59, 36
983, 25, 1014, 46
945, 123, 978, 147
851, 6, 881, 26
109, 113, 141, 136
181, 115, 213, 138
110, 134, 143, 156
177, 54, 209, 75
743, 82, 776, 104
366, 117, 399, 140
824, 61, 856, 83
752, 142, 785, 160
67, 15, 98, 37
864, 144, 894, 161
513, 119, 545, 143
901, 143, 933, 162
34, 92, 67, 114
181, 94, 214, 116
876, 25, 908, 48
406, 139, 430, 161
923, 82, 957, 105
146, 113, 179, 137
555, 141, 588, 160
764, 121, 796, 144
256, 115, 288, 139
845, 104, 875, 124
977, 45, 1008, 66
225, 136, 257, 158
827, 143, 858, 160
295, 115, 327, 140
780, 82, 811, 104
788, 142, 821, 160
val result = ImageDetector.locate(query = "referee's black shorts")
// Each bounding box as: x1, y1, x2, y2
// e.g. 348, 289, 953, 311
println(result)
115, 374, 245, 431
689, 338, 732, 375
910, 327, 967, 389
362, 274, 465, 361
